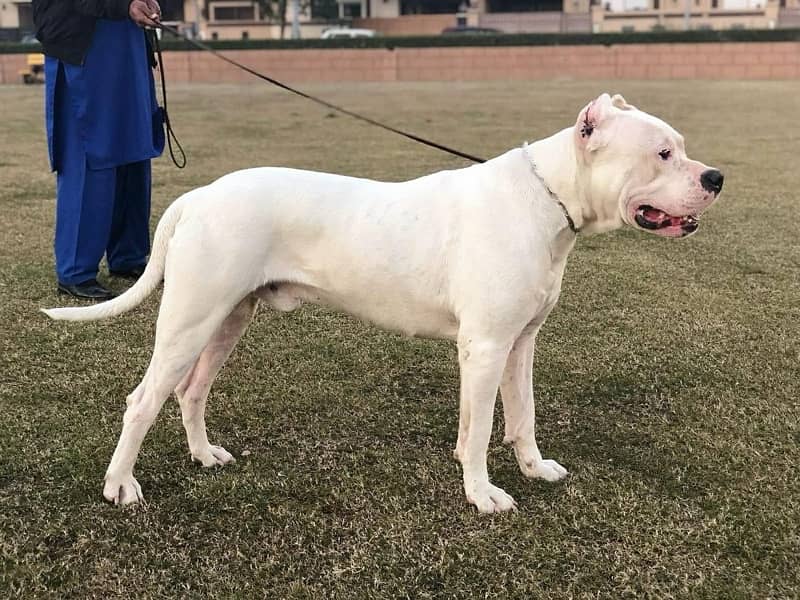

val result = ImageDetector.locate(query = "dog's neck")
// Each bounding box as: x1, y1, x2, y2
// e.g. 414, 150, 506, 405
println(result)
525, 128, 621, 235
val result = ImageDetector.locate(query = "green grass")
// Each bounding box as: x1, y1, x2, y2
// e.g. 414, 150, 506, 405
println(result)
1, 79, 799, 598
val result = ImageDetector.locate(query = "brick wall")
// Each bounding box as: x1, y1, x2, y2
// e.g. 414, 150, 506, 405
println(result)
0, 53, 29, 84
2, 41, 798, 84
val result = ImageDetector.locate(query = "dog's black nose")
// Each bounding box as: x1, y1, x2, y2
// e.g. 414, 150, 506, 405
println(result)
700, 169, 724, 194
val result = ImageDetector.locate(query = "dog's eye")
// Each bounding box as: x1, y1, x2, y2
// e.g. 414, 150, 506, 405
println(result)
658, 149, 671, 161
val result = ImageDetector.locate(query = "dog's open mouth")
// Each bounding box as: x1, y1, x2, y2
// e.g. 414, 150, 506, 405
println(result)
634, 205, 699, 236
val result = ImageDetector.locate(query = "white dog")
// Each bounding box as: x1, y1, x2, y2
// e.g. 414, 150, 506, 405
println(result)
43, 93, 723, 512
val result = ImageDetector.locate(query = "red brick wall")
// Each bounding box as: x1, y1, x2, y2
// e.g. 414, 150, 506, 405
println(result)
2, 42, 798, 84
164, 42, 800, 82
0, 53, 30, 84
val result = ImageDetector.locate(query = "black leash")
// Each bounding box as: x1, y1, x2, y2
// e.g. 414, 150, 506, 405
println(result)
154, 23, 487, 165
152, 30, 187, 168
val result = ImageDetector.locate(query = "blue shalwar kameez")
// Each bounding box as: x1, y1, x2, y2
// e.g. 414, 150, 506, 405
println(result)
45, 19, 165, 285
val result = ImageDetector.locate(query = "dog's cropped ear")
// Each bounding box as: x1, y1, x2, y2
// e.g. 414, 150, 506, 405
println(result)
575, 92, 616, 154
611, 93, 636, 111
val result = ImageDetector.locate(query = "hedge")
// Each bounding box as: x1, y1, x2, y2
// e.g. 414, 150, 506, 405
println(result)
1, 27, 798, 54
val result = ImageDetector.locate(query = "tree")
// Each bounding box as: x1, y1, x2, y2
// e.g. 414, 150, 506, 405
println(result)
257, 0, 339, 39
257, 0, 289, 39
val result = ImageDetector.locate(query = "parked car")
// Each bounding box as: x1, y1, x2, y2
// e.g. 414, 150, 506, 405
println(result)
321, 28, 376, 39
441, 26, 501, 35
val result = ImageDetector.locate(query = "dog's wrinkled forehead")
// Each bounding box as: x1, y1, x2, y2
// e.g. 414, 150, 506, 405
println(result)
629, 110, 683, 148
613, 101, 686, 153
578, 93, 685, 154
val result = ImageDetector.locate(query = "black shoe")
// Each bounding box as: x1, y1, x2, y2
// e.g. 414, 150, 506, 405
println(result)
109, 265, 145, 281
57, 279, 115, 301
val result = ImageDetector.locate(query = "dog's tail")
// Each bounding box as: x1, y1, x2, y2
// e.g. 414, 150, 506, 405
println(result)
41, 196, 186, 322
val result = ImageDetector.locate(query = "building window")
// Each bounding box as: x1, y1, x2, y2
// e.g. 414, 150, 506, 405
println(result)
311, 0, 340, 19
242, 30, 249, 39
213, 4, 257, 21
212, 32, 220, 39
485, 0, 563, 11
401, 0, 463, 13
711, 0, 718, 6
654, 0, 659, 8
159, 0, 185, 21
342, 2, 363, 17
17, 3, 34, 32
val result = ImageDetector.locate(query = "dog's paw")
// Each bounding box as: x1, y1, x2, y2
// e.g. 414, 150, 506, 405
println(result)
103, 475, 144, 506
191, 444, 236, 468
521, 458, 569, 482
465, 482, 518, 514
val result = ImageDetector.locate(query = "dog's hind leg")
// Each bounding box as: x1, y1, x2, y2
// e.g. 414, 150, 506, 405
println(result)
102, 281, 243, 505
174, 294, 258, 468
499, 329, 568, 483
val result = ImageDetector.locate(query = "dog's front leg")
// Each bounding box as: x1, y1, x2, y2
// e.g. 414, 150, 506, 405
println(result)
500, 330, 568, 482
456, 334, 517, 513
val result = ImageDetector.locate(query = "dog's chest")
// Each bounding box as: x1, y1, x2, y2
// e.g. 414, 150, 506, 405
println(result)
523, 236, 573, 330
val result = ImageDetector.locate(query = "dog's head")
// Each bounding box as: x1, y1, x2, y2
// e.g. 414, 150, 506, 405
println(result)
575, 93, 722, 238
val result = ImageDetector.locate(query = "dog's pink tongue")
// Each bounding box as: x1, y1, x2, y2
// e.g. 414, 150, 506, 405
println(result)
644, 208, 666, 222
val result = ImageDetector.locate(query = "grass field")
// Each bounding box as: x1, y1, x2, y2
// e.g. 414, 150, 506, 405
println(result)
1, 79, 799, 598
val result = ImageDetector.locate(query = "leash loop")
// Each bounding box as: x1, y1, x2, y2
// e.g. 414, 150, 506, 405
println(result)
152, 30, 187, 169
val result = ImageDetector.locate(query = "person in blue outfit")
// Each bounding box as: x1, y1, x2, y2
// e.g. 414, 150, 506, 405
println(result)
33, 0, 166, 300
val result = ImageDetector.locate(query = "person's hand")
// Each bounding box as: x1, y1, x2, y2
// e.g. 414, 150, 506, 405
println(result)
129, 0, 161, 28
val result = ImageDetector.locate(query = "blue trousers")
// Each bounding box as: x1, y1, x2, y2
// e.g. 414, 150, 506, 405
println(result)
52, 62, 151, 286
